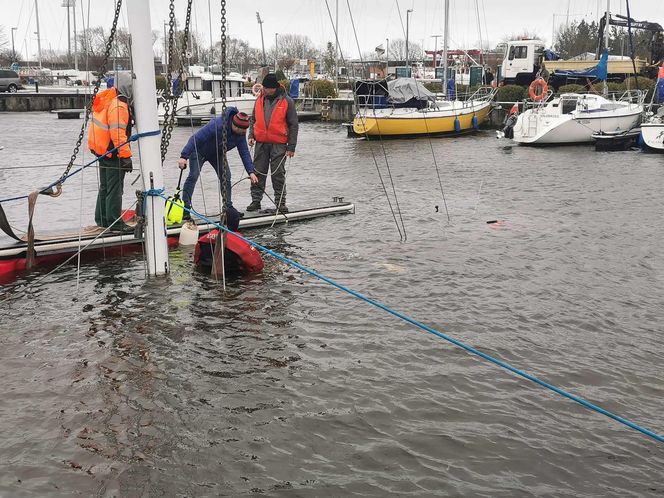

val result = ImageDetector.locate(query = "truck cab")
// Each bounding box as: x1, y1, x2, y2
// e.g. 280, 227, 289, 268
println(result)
501, 39, 545, 86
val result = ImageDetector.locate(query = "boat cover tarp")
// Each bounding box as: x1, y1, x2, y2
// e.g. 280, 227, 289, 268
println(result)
552, 49, 609, 81
386, 78, 436, 104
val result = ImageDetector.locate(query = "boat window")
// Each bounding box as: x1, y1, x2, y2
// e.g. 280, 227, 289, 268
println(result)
561, 99, 576, 114
508, 46, 516, 61
514, 46, 528, 59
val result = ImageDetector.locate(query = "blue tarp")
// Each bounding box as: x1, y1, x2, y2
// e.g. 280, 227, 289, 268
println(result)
544, 49, 560, 61
553, 49, 609, 81
447, 79, 455, 100
289, 79, 300, 98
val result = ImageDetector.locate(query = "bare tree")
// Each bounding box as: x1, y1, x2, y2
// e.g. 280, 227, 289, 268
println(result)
273, 33, 318, 61
388, 39, 422, 61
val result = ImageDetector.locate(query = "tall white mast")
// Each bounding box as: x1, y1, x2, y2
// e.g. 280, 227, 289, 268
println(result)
126, 0, 169, 276
35, 0, 43, 70
442, 0, 449, 97
73, 0, 78, 71
604, 0, 610, 96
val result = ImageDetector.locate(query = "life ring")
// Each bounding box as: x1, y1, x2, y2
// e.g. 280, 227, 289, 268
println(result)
252, 83, 263, 96
529, 78, 548, 101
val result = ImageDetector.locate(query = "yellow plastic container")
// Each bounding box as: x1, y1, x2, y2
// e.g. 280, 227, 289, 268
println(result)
165, 193, 185, 225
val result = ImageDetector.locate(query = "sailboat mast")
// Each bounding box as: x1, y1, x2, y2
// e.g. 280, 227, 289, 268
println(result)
604, 0, 610, 96
442, 0, 449, 96
126, 0, 169, 276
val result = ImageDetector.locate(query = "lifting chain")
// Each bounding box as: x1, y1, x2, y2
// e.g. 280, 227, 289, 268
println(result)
219, 0, 228, 220
159, 0, 177, 162
160, 0, 193, 163
59, 0, 123, 187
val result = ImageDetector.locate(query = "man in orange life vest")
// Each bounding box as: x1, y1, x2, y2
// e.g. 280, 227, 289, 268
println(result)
247, 73, 299, 213
87, 72, 134, 232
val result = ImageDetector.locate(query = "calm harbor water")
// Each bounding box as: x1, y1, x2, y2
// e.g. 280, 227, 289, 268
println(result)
0, 112, 663, 496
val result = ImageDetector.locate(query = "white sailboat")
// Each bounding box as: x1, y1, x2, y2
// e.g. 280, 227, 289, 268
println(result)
158, 67, 256, 124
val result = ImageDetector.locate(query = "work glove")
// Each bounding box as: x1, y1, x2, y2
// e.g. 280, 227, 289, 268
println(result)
119, 157, 133, 173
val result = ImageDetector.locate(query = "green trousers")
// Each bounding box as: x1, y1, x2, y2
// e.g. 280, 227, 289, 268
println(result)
95, 157, 127, 228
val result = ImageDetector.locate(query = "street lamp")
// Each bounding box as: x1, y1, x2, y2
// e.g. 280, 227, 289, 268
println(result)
405, 9, 413, 74
256, 12, 266, 66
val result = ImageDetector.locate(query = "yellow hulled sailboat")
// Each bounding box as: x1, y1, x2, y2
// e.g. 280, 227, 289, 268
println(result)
352, 79, 495, 138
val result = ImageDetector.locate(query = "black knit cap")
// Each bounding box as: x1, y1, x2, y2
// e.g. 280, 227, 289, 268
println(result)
262, 73, 279, 89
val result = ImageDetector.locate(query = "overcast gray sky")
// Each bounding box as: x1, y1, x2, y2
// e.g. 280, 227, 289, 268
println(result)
5, 0, 664, 59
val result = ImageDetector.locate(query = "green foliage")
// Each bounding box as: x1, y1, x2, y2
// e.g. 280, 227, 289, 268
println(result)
624, 75, 655, 100
279, 79, 290, 91
155, 74, 167, 92
606, 81, 625, 93
423, 82, 443, 93
303, 80, 337, 98
558, 84, 586, 94
496, 84, 526, 102
554, 20, 599, 59
275, 69, 286, 81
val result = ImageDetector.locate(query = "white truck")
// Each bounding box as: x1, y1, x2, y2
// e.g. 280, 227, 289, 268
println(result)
501, 39, 546, 86
500, 39, 646, 87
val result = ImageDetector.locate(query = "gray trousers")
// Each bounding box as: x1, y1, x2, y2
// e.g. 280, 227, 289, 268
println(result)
251, 142, 287, 205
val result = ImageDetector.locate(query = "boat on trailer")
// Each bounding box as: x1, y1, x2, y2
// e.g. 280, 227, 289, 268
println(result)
0, 202, 354, 283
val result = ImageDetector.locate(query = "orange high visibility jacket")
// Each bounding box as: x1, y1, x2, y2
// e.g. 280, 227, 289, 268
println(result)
253, 95, 289, 144
87, 87, 132, 158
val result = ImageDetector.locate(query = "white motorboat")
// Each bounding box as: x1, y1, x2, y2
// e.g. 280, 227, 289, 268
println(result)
639, 106, 664, 151
639, 66, 664, 151
158, 68, 256, 124
511, 91, 644, 145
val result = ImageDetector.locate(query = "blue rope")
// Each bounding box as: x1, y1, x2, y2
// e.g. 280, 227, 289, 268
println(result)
161, 195, 664, 445
0, 130, 161, 204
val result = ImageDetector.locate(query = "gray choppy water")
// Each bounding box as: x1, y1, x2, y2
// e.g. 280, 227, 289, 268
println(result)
0, 112, 663, 497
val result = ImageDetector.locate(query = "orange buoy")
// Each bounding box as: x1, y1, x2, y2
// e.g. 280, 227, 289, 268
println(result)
528, 78, 548, 101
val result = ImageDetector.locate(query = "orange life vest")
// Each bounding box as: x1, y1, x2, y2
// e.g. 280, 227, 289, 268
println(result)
87, 87, 132, 158
253, 95, 289, 144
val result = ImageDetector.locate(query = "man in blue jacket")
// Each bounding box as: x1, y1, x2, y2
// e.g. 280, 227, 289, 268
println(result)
178, 107, 258, 214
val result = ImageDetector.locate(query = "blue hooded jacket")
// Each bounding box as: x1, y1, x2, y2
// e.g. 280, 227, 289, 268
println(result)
180, 107, 255, 174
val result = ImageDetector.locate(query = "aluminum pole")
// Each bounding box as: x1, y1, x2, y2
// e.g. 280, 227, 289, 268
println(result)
35, 0, 43, 70
66, 3, 71, 64
126, 0, 169, 276
604, 0, 610, 96
443, 0, 449, 97
73, 0, 78, 71
11, 28, 17, 61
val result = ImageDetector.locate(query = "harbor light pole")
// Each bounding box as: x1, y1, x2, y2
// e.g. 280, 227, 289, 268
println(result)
256, 12, 266, 66
126, 0, 169, 276
405, 9, 413, 75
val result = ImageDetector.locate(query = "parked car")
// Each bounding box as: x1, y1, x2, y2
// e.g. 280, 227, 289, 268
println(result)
0, 70, 23, 93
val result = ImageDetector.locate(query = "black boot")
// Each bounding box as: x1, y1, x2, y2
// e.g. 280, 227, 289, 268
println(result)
246, 201, 261, 212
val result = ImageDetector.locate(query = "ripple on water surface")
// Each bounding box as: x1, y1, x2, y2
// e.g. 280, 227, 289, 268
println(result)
0, 114, 663, 496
